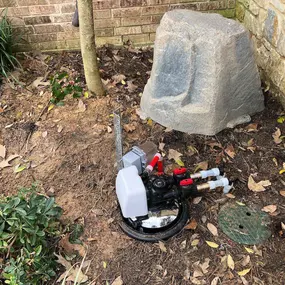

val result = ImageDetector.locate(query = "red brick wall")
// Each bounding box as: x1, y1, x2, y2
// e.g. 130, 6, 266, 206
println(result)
0, 0, 236, 51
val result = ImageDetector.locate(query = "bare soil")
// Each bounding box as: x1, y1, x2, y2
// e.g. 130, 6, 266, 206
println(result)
0, 46, 285, 285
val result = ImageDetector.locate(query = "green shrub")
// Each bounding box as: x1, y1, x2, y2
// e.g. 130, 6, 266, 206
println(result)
0, 9, 21, 78
0, 185, 63, 285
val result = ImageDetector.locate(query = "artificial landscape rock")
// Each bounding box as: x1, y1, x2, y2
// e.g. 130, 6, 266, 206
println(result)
140, 9, 264, 135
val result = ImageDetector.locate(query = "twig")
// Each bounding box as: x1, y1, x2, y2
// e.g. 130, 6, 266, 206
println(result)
6, 235, 17, 259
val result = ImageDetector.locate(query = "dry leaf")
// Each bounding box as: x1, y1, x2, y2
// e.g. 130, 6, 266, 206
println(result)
42, 131, 48, 138
188, 145, 198, 156
207, 223, 218, 236
123, 123, 136, 133
281, 222, 285, 230
0, 154, 19, 169
158, 241, 167, 253
238, 268, 251, 276
253, 245, 262, 257
241, 255, 250, 266
112, 74, 126, 84
191, 239, 199, 246
185, 219, 198, 230
0, 145, 6, 159
111, 276, 123, 285
227, 254, 235, 270
159, 142, 165, 151
190, 277, 203, 285
126, 81, 138, 93
211, 277, 220, 285
225, 144, 236, 158
248, 175, 271, 192
245, 123, 258, 132
193, 197, 202, 204
59, 234, 86, 257
194, 161, 208, 172
193, 268, 204, 278
261, 204, 277, 213
168, 149, 184, 166
14, 164, 26, 173
32, 77, 50, 88
226, 193, 236, 199
244, 247, 254, 254
107, 126, 112, 133
240, 276, 249, 285
206, 241, 219, 248
78, 100, 86, 113
55, 253, 88, 283
57, 125, 63, 133
273, 128, 282, 144
200, 258, 210, 274
280, 190, 285, 197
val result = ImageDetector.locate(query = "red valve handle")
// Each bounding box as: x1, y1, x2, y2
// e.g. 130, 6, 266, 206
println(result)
173, 168, 187, 175
180, 179, 194, 186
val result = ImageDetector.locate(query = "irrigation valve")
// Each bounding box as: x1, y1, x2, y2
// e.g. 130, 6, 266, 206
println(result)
116, 146, 232, 241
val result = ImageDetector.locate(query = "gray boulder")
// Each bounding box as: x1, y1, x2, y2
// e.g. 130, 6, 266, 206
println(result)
140, 10, 264, 135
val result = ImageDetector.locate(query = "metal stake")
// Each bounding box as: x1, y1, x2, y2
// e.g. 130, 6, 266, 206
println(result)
113, 108, 124, 171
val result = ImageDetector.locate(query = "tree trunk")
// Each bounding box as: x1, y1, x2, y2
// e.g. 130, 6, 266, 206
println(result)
77, 0, 105, 96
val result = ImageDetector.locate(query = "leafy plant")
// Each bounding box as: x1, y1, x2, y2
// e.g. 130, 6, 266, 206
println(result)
50, 72, 83, 105
0, 9, 21, 78
0, 185, 63, 285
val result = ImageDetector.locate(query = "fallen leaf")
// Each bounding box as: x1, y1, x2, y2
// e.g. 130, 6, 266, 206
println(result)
245, 123, 258, 132
273, 157, 278, 166
185, 219, 198, 230
207, 223, 218, 236
238, 268, 251, 276
240, 276, 249, 285
103, 261, 107, 269
191, 239, 199, 246
206, 241, 219, 248
59, 234, 86, 257
107, 126, 112, 133
190, 277, 203, 285
194, 161, 208, 172
158, 241, 167, 253
14, 164, 26, 173
126, 81, 138, 93
248, 175, 271, 192
193, 197, 202, 204
147, 118, 153, 126
280, 169, 285, 175
123, 123, 136, 133
244, 247, 254, 254
55, 254, 88, 283
236, 201, 245, 206
193, 268, 204, 278
0, 154, 19, 169
159, 142, 165, 151
277, 116, 285, 124
261, 204, 277, 214
0, 145, 6, 159
42, 131, 47, 138
188, 145, 198, 156
112, 74, 126, 84
281, 222, 285, 230
225, 144, 236, 158
247, 138, 254, 146
211, 277, 220, 285
253, 245, 262, 257
241, 255, 250, 266
273, 128, 282, 144
200, 258, 210, 274
227, 254, 235, 270
32, 77, 50, 88
48, 104, 54, 112
78, 100, 86, 112
84, 91, 89, 98
57, 125, 63, 133
280, 190, 285, 197
226, 193, 236, 199
168, 149, 184, 166
111, 276, 123, 285
207, 141, 222, 149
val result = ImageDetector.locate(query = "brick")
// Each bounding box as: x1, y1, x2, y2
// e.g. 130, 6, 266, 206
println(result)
53, 13, 73, 23
121, 16, 152, 26
93, 0, 120, 9
19, 0, 48, 5
36, 41, 58, 50
13, 25, 34, 35
211, 9, 236, 18
112, 7, 141, 17
34, 23, 63, 33
142, 5, 169, 15
49, 0, 73, 3
228, 0, 235, 8
61, 3, 76, 13
114, 26, 142, 35
57, 31, 80, 40
29, 33, 57, 43
9, 17, 25, 25
151, 14, 164, 23
29, 5, 57, 15
60, 23, 79, 32
7, 7, 30, 16
94, 18, 120, 28
24, 15, 51, 25
0, 0, 16, 7
150, 32, 156, 41
142, 23, 158, 33
96, 36, 122, 46
121, 0, 142, 7
123, 33, 150, 44
169, 3, 199, 10
94, 9, 111, 19
95, 27, 114, 37
142, 0, 170, 5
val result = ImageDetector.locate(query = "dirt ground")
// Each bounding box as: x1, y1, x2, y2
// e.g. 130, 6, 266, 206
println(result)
0, 46, 285, 285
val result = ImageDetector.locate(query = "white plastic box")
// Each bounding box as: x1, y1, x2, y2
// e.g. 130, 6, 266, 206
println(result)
116, 165, 148, 218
